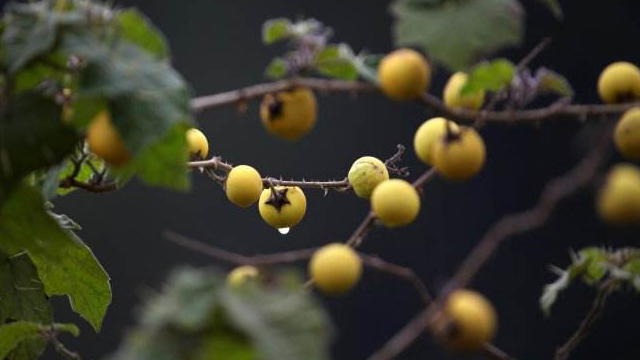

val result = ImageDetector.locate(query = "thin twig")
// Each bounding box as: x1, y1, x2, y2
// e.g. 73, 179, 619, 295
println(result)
516, 38, 552, 72
58, 178, 117, 193
555, 279, 618, 360
360, 254, 432, 304
43, 330, 82, 360
346, 211, 377, 248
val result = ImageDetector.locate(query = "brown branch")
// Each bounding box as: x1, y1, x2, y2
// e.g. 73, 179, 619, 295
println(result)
360, 254, 432, 304
58, 178, 117, 193
346, 211, 377, 248
555, 279, 618, 360
43, 329, 82, 360
191, 77, 638, 125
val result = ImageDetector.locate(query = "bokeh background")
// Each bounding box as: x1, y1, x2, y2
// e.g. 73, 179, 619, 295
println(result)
10, 0, 640, 359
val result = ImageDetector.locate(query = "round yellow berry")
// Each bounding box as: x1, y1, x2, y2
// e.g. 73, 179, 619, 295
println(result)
413, 117, 460, 165
433, 127, 486, 181
597, 62, 640, 104
258, 186, 307, 229
260, 87, 317, 141
378, 49, 431, 101
370, 179, 420, 227
597, 164, 640, 225
443, 72, 485, 110
347, 156, 390, 198
186, 128, 209, 159
614, 107, 640, 161
225, 165, 263, 208
435, 290, 497, 352
309, 243, 362, 295
227, 266, 260, 288
86, 111, 130, 167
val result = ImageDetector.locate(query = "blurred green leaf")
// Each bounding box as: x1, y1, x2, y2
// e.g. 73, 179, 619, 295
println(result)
263, 18, 293, 45
537, 68, 574, 98
391, 0, 524, 70
0, 93, 79, 206
461, 59, 515, 95
0, 252, 52, 360
0, 185, 111, 331
314, 45, 358, 81
0, 321, 79, 360
117, 9, 169, 59
537, 0, 563, 20
265, 57, 289, 79
579, 248, 609, 284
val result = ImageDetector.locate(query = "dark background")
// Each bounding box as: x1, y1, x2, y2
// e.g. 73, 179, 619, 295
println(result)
14, 0, 640, 359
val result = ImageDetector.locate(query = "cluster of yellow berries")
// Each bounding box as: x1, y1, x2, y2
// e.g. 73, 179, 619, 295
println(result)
594, 62, 640, 225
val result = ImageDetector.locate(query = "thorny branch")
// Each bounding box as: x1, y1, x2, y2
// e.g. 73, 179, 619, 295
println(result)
555, 279, 619, 360
58, 148, 117, 193
42, 328, 82, 360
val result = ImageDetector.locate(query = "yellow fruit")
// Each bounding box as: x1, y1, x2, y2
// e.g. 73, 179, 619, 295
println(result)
413, 117, 460, 165
443, 72, 485, 110
260, 87, 317, 140
597, 164, 640, 225
433, 127, 486, 181
258, 186, 307, 229
347, 156, 390, 198
309, 243, 362, 294
370, 179, 420, 227
435, 290, 497, 352
86, 111, 130, 167
614, 107, 640, 161
378, 49, 431, 101
186, 128, 209, 159
225, 165, 263, 208
227, 266, 260, 288
597, 62, 640, 103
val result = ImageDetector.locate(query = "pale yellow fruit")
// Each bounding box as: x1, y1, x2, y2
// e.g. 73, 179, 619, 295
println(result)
378, 49, 431, 101
225, 165, 263, 208
227, 266, 260, 288
443, 72, 485, 110
186, 128, 209, 159
413, 117, 460, 165
433, 127, 486, 181
260, 87, 317, 140
370, 179, 420, 227
597, 62, 640, 104
435, 290, 497, 352
614, 107, 640, 161
597, 164, 640, 225
309, 243, 362, 294
347, 156, 390, 198
258, 186, 307, 229
86, 111, 130, 167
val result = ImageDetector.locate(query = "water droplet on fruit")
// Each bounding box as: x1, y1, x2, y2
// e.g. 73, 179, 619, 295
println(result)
277, 227, 290, 235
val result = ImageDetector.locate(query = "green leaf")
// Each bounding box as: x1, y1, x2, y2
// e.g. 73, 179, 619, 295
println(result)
0, 93, 79, 206
536, 68, 574, 98
0, 321, 79, 360
540, 256, 590, 316
262, 18, 293, 45
391, 0, 524, 70
314, 45, 358, 81
461, 59, 516, 95
265, 58, 289, 79
117, 9, 169, 59
220, 273, 333, 360
0, 185, 112, 331
578, 247, 608, 284
537, 0, 563, 20
0, 252, 52, 360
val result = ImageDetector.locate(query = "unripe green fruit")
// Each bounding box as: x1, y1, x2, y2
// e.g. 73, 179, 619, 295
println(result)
260, 87, 317, 141
370, 179, 420, 227
227, 266, 260, 288
309, 243, 362, 294
347, 156, 390, 198
226, 165, 263, 208
597, 62, 640, 104
258, 186, 307, 229
614, 107, 640, 161
186, 128, 209, 159
443, 72, 485, 110
413, 117, 460, 165
378, 49, 431, 101
597, 164, 640, 225
434, 290, 497, 352
433, 127, 486, 181
86, 111, 130, 167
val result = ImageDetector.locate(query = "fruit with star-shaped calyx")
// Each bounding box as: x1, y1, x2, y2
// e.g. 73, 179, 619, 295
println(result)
258, 186, 307, 230
260, 87, 317, 140
597, 62, 640, 104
